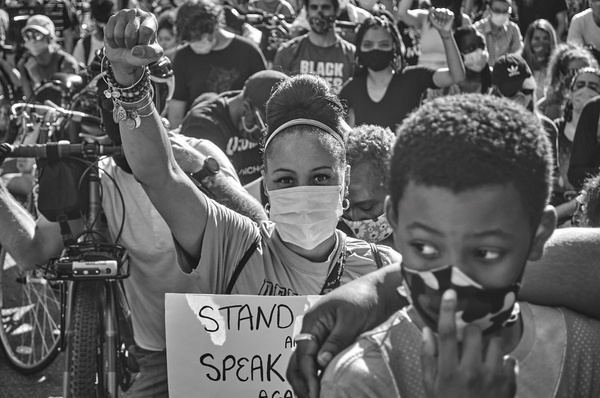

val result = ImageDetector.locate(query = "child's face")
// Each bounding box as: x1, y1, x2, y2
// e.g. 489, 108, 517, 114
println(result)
158, 28, 177, 51
388, 182, 538, 290
386, 180, 554, 335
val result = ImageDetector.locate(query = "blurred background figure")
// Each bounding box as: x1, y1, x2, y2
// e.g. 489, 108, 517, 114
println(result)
157, 10, 178, 61
567, 0, 600, 50
553, 67, 600, 198
396, 0, 470, 69
538, 42, 598, 120
168, 0, 266, 128
73, 0, 115, 67
521, 19, 558, 99
17, 14, 79, 100
339, 124, 396, 249
512, 0, 567, 41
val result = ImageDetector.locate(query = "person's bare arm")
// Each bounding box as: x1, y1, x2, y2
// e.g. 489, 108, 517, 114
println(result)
104, 9, 266, 264
170, 133, 267, 224
431, 9, 466, 87
0, 178, 82, 269
520, 227, 600, 319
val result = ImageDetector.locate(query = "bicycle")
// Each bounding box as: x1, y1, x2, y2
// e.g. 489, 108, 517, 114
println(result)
0, 102, 136, 397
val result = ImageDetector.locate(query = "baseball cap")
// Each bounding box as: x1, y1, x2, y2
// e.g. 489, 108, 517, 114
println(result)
243, 70, 289, 115
22, 15, 56, 39
492, 54, 536, 97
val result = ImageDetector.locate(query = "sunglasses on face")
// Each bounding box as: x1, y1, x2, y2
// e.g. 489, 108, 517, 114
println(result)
22, 30, 47, 42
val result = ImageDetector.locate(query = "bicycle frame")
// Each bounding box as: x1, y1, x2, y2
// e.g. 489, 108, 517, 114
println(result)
3, 131, 134, 397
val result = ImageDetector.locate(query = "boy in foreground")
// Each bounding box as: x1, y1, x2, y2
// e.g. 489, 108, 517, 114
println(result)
319, 93, 600, 397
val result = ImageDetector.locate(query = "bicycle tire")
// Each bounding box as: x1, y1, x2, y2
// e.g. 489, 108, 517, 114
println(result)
67, 280, 102, 398
0, 70, 16, 143
0, 246, 62, 374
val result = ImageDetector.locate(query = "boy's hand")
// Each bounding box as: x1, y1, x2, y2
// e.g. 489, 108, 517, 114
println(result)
429, 8, 454, 35
421, 289, 518, 398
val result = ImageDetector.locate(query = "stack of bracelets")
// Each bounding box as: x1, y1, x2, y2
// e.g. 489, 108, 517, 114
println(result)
102, 56, 155, 130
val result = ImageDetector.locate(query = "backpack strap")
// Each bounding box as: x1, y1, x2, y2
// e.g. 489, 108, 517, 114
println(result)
225, 235, 261, 294
368, 242, 384, 269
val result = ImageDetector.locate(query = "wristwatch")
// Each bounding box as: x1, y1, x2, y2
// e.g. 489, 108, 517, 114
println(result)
192, 156, 220, 184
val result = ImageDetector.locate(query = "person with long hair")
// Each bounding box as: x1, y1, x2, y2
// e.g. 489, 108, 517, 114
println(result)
537, 42, 599, 120
554, 67, 600, 195
339, 12, 465, 131
102, 9, 400, 298
521, 19, 558, 99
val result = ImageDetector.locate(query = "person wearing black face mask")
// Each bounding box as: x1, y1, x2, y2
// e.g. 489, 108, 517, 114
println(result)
273, 0, 356, 93
339, 12, 465, 131
179, 70, 289, 186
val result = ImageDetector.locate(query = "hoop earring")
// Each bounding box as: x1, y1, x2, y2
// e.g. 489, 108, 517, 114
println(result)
264, 203, 270, 213
342, 199, 350, 211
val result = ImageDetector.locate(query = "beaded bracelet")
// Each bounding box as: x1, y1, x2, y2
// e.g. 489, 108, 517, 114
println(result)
101, 56, 151, 104
103, 57, 157, 130
113, 87, 156, 130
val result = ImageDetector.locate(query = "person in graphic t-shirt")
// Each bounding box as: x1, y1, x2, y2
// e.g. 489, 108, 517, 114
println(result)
167, 0, 267, 128
179, 70, 289, 186
273, 0, 355, 93
339, 12, 465, 131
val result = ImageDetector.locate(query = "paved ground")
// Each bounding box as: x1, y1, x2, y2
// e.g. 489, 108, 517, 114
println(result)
0, 348, 63, 398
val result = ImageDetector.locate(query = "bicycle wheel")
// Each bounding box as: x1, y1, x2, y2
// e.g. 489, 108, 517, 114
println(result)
67, 280, 102, 398
0, 247, 62, 374
0, 72, 15, 143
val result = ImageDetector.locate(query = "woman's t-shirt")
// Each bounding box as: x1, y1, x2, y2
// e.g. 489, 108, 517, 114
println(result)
175, 199, 402, 296
340, 67, 436, 131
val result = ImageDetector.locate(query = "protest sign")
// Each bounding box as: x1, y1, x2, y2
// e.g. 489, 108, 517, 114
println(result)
165, 294, 321, 398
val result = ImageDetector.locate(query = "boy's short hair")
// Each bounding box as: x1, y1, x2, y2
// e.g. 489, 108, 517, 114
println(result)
389, 93, 553, 225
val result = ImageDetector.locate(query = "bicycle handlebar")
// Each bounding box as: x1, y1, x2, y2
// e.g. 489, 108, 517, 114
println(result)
5, 141, 123, 159
11, 102, 102, 126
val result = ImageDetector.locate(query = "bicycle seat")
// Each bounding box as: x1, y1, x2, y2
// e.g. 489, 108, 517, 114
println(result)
51, 73, 85, 93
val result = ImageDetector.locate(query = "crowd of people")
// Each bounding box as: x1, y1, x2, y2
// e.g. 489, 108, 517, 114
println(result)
1, 0, 600, 397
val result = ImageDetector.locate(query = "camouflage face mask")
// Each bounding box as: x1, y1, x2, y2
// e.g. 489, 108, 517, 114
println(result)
400, 263, 521, 340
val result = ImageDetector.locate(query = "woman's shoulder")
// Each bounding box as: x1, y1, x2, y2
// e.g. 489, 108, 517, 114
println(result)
345, 235, 402, 266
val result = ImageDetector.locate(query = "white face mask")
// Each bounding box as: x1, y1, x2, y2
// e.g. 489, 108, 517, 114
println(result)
572, 87, 600, 111
490, 12, 509, 27
268, 185, 343, 250
463, 48, 489, 73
